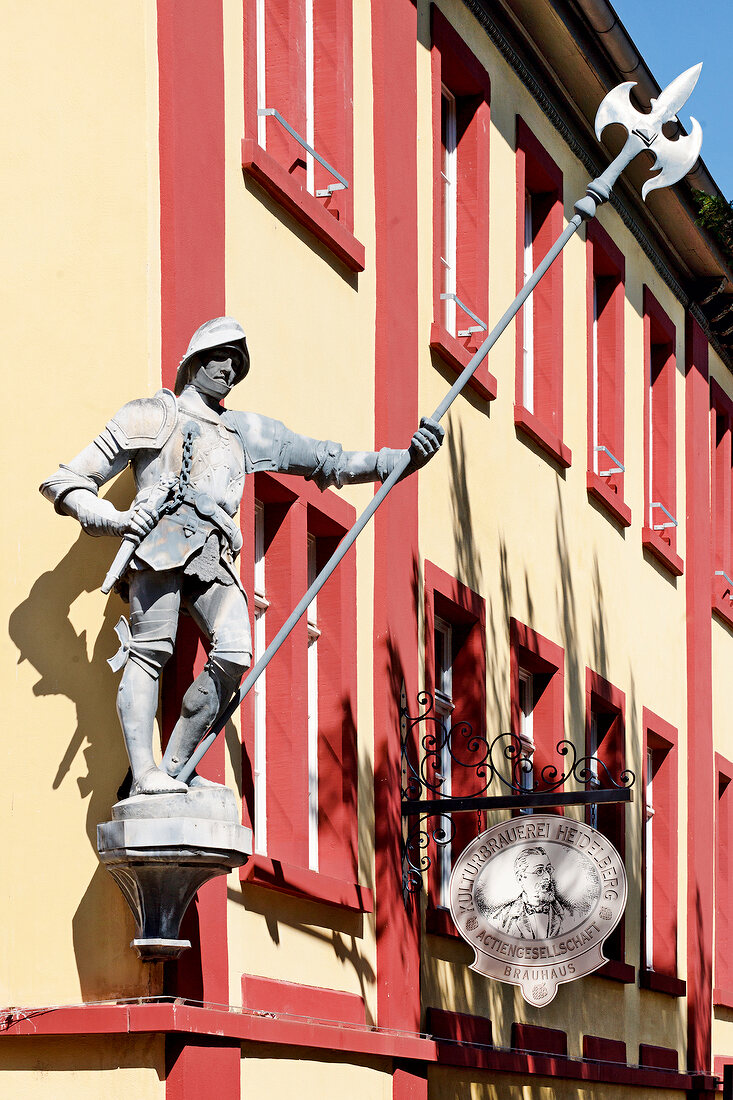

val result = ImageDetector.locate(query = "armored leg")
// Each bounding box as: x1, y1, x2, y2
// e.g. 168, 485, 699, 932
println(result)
119, 571, 187, 795
162, 578, 252, 782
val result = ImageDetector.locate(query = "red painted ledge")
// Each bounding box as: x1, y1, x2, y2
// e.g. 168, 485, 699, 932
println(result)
712, 582, 733, 630
240, 855, 373, 913
514, 405, 571, 468
242, 975, 366, 1025
425, 905, 461, 939
596, 958, 636, 984
241, 139, 366, 273
429, 324, 497, 402
639, 968, 687, 997
641, 528, 684, 577
587, 471, 632, 528
0, 1002, 432, 1062
713, 986, 733, 1009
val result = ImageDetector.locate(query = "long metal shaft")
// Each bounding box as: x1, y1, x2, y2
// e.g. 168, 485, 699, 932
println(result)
175, 212, 585, 782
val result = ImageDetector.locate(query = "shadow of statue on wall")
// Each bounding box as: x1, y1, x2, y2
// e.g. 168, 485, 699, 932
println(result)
8, 472, 162, 998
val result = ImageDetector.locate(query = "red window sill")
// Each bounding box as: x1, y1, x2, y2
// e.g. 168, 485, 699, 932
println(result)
429, 324, 497, 403
714, 986, 733, 1009
587, 472, 631, 528
241, 139, 366, 273
240, 855, 373, 913
596, 958, 636, 984
426, 905, 461, 939
639, 968, 686, 997
712, 581, 733, 629
514, 405, 571, 468
641, 528, 684, 577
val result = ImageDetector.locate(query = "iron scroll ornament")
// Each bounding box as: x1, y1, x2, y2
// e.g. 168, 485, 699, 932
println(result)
400, 690, 635, 897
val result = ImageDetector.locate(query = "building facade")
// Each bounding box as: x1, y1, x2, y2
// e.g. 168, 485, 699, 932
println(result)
3, 0, 733, 1096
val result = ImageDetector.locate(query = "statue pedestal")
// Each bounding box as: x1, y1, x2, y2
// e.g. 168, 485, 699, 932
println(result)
97, 787, 251, 961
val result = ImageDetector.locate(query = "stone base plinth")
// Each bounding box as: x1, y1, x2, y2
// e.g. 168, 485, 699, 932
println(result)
97, 786, 252, 961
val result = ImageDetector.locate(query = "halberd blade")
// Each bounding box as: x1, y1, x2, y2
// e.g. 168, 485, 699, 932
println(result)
648, 63, 703, 128
642, 116, 703, 200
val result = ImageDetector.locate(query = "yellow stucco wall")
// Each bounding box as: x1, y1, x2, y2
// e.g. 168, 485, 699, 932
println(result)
0, 1036, 164, 1099
1, 0, 162, 1006
241, 1046, 392, 1099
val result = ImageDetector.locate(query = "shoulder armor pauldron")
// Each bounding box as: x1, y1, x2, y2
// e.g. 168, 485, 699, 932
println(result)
223, 410, 286, 471
105, 389, 178, 451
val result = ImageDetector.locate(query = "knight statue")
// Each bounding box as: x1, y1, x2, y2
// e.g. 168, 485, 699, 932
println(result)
41, 317, 443, 797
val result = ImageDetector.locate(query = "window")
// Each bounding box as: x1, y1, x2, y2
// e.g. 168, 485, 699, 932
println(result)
643, 288, 683, 575
715, 755, 733, 1006
641, 708, 685, 995
242, 0, 364, 272
239, 472, 363, 905
517, 669, 534, 809
429, 8, 495, 402
710, 380, 733, 626
585, 671, 633, 979
514, 118, 570, 468
586, 221, 630, 526
424, 562, 486, 934
510, 620, 564, 799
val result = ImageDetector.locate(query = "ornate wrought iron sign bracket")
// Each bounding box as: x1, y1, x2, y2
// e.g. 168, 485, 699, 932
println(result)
400, 689, 635, 898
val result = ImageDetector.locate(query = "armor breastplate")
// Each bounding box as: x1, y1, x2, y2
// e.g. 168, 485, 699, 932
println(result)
133, 406, 246, 518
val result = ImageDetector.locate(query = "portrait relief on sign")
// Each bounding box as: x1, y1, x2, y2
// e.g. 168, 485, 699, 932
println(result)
449, 814, 627, 1006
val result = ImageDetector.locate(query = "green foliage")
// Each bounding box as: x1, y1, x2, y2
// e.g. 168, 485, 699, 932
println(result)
693, 189, 733, 261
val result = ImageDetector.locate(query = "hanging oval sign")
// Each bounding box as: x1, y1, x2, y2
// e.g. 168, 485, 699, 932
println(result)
449, 814, 627, 1007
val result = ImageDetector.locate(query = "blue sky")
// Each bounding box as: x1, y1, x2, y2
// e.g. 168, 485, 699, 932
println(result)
609, 0, 732, 199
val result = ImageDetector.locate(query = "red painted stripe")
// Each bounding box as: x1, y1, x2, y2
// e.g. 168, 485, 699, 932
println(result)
158, 0, 226, 388
156, 8, 234, 1097
371, 0, 422, 1045
685, 316, 714, 1072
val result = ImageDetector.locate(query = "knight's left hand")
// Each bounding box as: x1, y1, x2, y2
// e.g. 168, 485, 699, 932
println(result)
408, 417, 444, 468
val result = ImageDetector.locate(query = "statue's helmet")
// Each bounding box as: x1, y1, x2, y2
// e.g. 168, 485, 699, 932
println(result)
174, 317, 250, 395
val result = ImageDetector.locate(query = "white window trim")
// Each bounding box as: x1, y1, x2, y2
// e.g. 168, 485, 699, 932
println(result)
440, 87, 457, 338
304, 0, 315, 195
523, 191, 535, 412
253, 500, 268, 855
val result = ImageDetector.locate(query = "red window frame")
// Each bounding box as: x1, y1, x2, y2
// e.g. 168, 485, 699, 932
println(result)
642, 288, 683, 575
510, 619, 564, 796
710, 380, 733, 626
237, 472, 370, 912
424, 561, 486, 937
585, 221, 630, 527
514, 118, 570, 468
241, 0, 365, 272
585, 670, 634, 982
715, 753, 733, 1007
429, 7, 495, 403
641, 707, 685, 995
